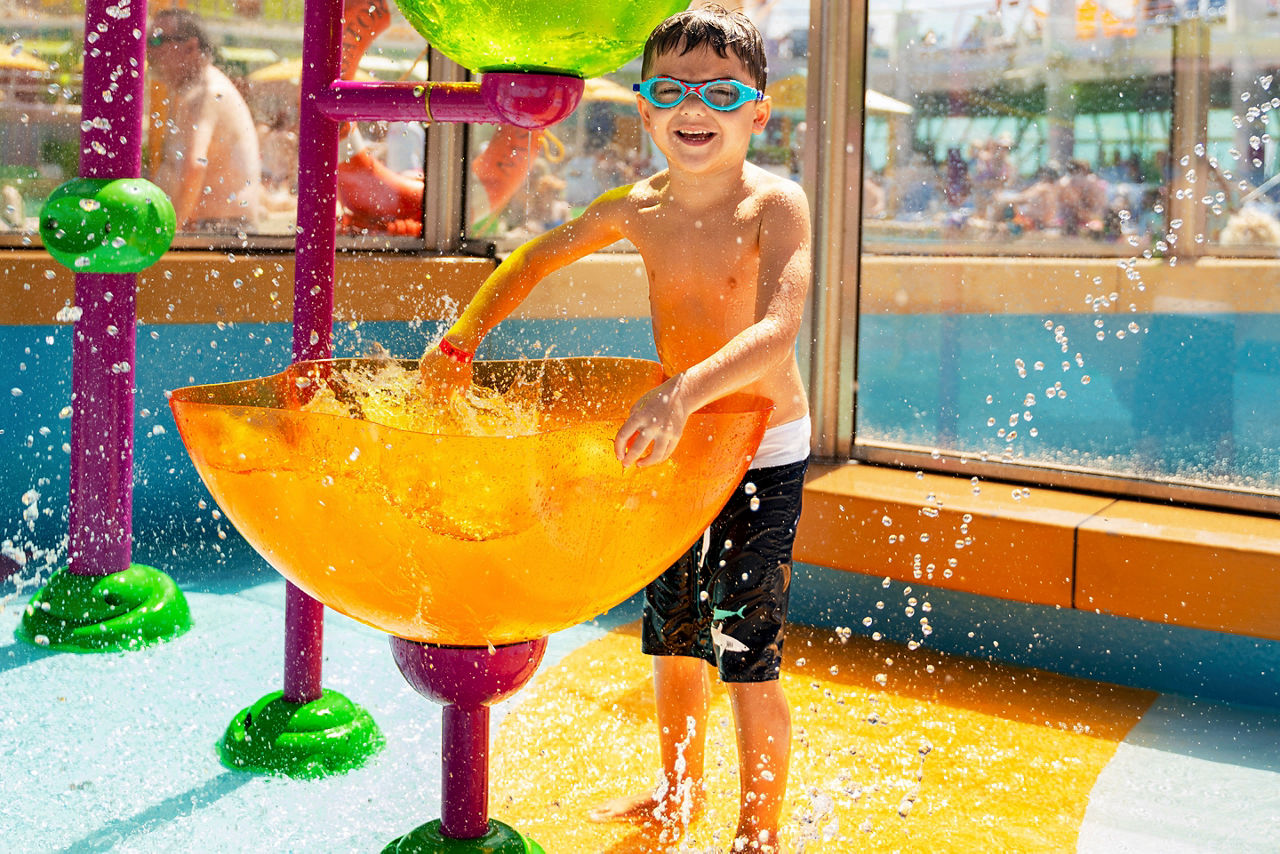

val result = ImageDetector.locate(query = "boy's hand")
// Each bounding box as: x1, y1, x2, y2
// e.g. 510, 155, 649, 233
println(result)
614, 375, 691, 468
418, 338, 473, 397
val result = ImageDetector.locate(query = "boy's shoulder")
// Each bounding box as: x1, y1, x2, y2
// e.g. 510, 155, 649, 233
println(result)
743, 162, 807, 205
739, 164, 810, 229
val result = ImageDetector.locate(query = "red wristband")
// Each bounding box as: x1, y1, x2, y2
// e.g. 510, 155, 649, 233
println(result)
437, 338, 474, 364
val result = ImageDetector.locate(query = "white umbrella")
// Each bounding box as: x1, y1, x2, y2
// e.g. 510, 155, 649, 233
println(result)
866, 88, 913, 115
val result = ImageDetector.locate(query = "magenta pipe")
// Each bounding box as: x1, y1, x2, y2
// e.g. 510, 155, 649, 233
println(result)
66, 0, 150, 576
283, 0, 345, 704
441, 704, 491, 838
317, 73, 584, 129
389, 637, 548, 839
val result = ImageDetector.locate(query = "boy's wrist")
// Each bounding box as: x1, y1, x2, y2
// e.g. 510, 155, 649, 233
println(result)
437, 338, 474, 364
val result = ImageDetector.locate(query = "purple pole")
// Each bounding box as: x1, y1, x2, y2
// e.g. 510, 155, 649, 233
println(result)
66, 0, 149, 577
282, 0, 578, 708
283, 0, 346, 704
389, 637, 548, 839
441, 704, 492, 838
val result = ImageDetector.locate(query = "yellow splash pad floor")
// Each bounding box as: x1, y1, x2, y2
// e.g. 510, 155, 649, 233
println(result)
492, 622, 1156, 853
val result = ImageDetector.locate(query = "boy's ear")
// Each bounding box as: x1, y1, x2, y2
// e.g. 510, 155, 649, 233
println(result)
752, 96, 772, 134
637, 95, 655, 134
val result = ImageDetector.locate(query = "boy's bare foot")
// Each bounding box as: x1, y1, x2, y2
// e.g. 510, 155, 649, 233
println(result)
588, 790, 661, 823
588, 786, 704, 828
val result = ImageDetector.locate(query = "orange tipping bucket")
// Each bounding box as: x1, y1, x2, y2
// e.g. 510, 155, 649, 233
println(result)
170, 357, 773, 646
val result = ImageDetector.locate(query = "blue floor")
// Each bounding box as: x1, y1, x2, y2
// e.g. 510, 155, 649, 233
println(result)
0, 551, 612, 853
3, 545, 1280, 852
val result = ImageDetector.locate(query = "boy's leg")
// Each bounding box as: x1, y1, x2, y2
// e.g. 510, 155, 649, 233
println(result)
728, 679, 791, 852
654, 654, 712, 818
591, 537, 713, 827
707, 458, 808, 852
587, 654, 711, 825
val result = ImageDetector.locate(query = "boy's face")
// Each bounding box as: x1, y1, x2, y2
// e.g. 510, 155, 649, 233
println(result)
637, 45, 770, 178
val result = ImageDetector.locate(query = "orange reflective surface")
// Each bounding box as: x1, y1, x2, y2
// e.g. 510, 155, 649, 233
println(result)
170, 358, 772, 645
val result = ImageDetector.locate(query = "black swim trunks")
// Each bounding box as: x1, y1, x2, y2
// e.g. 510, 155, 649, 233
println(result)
641, 457, 808, 683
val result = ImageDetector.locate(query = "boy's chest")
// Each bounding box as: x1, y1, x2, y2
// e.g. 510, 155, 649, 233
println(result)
627, 203, 762, 291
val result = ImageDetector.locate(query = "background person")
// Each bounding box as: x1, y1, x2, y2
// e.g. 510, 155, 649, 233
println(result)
147, 9, 262, 233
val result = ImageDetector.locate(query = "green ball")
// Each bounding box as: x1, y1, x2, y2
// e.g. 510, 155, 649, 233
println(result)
40, 177, 176, 274
393, 0, 690, 78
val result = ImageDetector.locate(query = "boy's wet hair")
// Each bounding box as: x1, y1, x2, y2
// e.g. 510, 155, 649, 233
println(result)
641, 4, 768, 90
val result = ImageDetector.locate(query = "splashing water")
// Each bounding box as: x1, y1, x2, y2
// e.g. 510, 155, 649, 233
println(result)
301, 359, 542, 438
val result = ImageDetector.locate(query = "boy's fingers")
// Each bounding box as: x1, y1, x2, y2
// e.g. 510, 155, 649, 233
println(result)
614, 424, 636, 461
615, 412, 650, 460
635, 437, 673, 467
616, 430, 650, 466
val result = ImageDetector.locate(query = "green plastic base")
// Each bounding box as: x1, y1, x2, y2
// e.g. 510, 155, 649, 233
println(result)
16, 563, 192, 652
219, 689, 384, 779
382, 819, 545, 854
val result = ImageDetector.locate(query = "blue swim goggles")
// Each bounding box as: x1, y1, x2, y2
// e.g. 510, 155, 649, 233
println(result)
633, 77, 765, 112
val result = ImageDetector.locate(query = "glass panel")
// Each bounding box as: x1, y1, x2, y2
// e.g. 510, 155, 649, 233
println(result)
1205, 6, 1280, 255
2, 0, 431, 247
465, 75, 650, 252
864, 0, 1173, 254
2, 11, 83, 240
857, 2, 1280, 503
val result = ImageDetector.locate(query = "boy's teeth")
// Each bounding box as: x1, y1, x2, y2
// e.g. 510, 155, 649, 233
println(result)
678, 130, 713, 140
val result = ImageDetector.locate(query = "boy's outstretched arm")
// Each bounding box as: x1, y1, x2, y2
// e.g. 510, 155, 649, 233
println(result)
615, 183, 812, 467
419, 188, 629, 390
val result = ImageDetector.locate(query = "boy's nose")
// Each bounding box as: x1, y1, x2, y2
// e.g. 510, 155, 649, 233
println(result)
677, 93, 711, 114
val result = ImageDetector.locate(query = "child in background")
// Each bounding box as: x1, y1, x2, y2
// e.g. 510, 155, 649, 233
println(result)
420, 6, 811, 850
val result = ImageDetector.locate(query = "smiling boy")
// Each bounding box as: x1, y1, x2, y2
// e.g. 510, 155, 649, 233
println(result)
420, 6, 811, 850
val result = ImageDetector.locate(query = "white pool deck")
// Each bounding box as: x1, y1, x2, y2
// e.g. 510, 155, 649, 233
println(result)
2, 556, 1279, 853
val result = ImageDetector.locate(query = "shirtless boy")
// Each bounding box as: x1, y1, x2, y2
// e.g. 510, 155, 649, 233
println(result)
147, 9, 262, 233
420, 6, 811, 851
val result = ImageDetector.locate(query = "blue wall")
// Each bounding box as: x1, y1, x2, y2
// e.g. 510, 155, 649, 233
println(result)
3, 315, 1277, 709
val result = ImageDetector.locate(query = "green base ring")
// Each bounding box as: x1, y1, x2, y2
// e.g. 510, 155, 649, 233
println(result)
382, 819, 545, 854
15, 563, 192, 653
219, 689, 384, 779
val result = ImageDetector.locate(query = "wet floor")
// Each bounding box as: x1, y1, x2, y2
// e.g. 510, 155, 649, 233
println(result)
2, 564, 1278, 853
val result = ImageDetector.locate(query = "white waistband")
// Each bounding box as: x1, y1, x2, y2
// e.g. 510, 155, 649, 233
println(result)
749, 414, 811, 469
